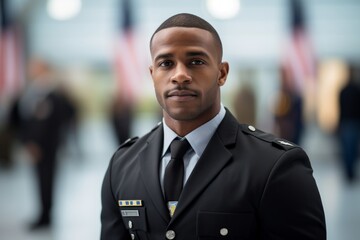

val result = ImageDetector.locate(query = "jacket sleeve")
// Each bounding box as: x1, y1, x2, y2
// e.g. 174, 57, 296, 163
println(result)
100, 154, 131, 240
259, 147, 326, 240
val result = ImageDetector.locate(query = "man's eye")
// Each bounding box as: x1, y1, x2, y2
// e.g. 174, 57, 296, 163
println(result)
190, 59, 205, 65
159, 61, 173, 67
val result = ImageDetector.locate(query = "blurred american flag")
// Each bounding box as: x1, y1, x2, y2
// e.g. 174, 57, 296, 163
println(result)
0, 0, 24, 99
282, 0, 317, 94
114, 0, 142, 104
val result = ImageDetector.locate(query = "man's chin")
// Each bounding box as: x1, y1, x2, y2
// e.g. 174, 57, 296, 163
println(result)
167, 109, 198, 121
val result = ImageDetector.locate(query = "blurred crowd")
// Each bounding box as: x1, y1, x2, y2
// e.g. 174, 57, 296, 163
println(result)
1, 58, 360, 180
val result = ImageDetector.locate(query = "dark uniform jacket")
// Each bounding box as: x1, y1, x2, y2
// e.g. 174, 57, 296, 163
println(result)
101, 110, 326, 240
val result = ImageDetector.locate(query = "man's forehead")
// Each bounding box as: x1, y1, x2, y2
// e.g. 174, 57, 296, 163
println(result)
150, 26, 222, 62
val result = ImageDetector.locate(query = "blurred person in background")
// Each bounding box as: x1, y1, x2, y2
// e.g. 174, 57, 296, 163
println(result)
9, 57, 77, 230
337, 64, 360, 183
101, 13, 325, 240
273, 65, 304, 145
0, 112, 16, 167
232, 81, 257, 126
110, 94, 134, 145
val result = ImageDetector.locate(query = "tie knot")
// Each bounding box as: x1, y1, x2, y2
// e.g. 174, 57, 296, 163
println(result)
170, 138, 190, 160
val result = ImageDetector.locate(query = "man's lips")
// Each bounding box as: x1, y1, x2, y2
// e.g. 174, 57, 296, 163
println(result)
166, 89, 197, 98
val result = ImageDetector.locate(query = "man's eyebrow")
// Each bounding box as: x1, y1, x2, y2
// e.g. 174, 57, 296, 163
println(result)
186, 51, 210, 58
154, 53, 173, 62
153, 51, 210, 62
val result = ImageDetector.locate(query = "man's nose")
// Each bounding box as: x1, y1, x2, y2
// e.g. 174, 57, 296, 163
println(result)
171, 63, 192, 84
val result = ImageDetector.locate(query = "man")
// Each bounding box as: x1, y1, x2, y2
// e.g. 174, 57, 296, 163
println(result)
12, 58, 76, 230
338, 65, 360, 182
101, 13, 326, 240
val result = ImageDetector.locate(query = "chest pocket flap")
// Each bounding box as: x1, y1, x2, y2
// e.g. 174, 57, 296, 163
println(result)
120, 207, 147, 231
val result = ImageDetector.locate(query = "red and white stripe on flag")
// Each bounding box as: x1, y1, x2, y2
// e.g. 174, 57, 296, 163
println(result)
0, 26, 24, 99
114, 30, 143, 104
282, 28, 316, 94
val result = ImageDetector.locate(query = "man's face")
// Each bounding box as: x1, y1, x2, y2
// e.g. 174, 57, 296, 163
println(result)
149, 27, 228, 125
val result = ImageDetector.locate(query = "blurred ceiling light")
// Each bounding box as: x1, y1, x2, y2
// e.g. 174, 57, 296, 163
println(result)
47, 0, 82, 21
206, 0, 240, 20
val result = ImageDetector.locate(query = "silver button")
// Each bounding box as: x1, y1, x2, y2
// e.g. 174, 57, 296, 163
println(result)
278, 140, 293, 146
220, 228, 229, 236
131, 233, 135, 240
248, 125, 256, 131
128, 220, 133, 229
166, 230, 176, 239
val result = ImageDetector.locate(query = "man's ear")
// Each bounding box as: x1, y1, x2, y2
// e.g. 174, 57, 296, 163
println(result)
149, 65, 153, 75
218, 62, 229, 86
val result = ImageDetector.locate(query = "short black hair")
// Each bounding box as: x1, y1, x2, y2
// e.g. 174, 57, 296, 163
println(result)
150, 13, 223, 59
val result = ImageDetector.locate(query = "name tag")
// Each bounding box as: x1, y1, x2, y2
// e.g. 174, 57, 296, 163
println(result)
121, 210, 140, 217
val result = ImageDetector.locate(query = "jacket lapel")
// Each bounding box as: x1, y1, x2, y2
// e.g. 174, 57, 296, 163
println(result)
171, 111, 239, 221
138, 125, 171, 223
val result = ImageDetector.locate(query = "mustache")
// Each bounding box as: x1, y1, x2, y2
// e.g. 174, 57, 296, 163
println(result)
165, 86, 198, 97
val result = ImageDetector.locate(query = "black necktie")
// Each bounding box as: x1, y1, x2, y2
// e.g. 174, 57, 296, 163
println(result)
164, 138, 191, 203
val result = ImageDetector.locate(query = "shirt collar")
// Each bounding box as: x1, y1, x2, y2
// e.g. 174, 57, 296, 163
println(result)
162, 105, 226, 157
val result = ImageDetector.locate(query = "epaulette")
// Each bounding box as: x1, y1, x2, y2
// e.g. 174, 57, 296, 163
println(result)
150, 121, 162, 132
241, 124, 298, 151
118, 136, 139, 150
